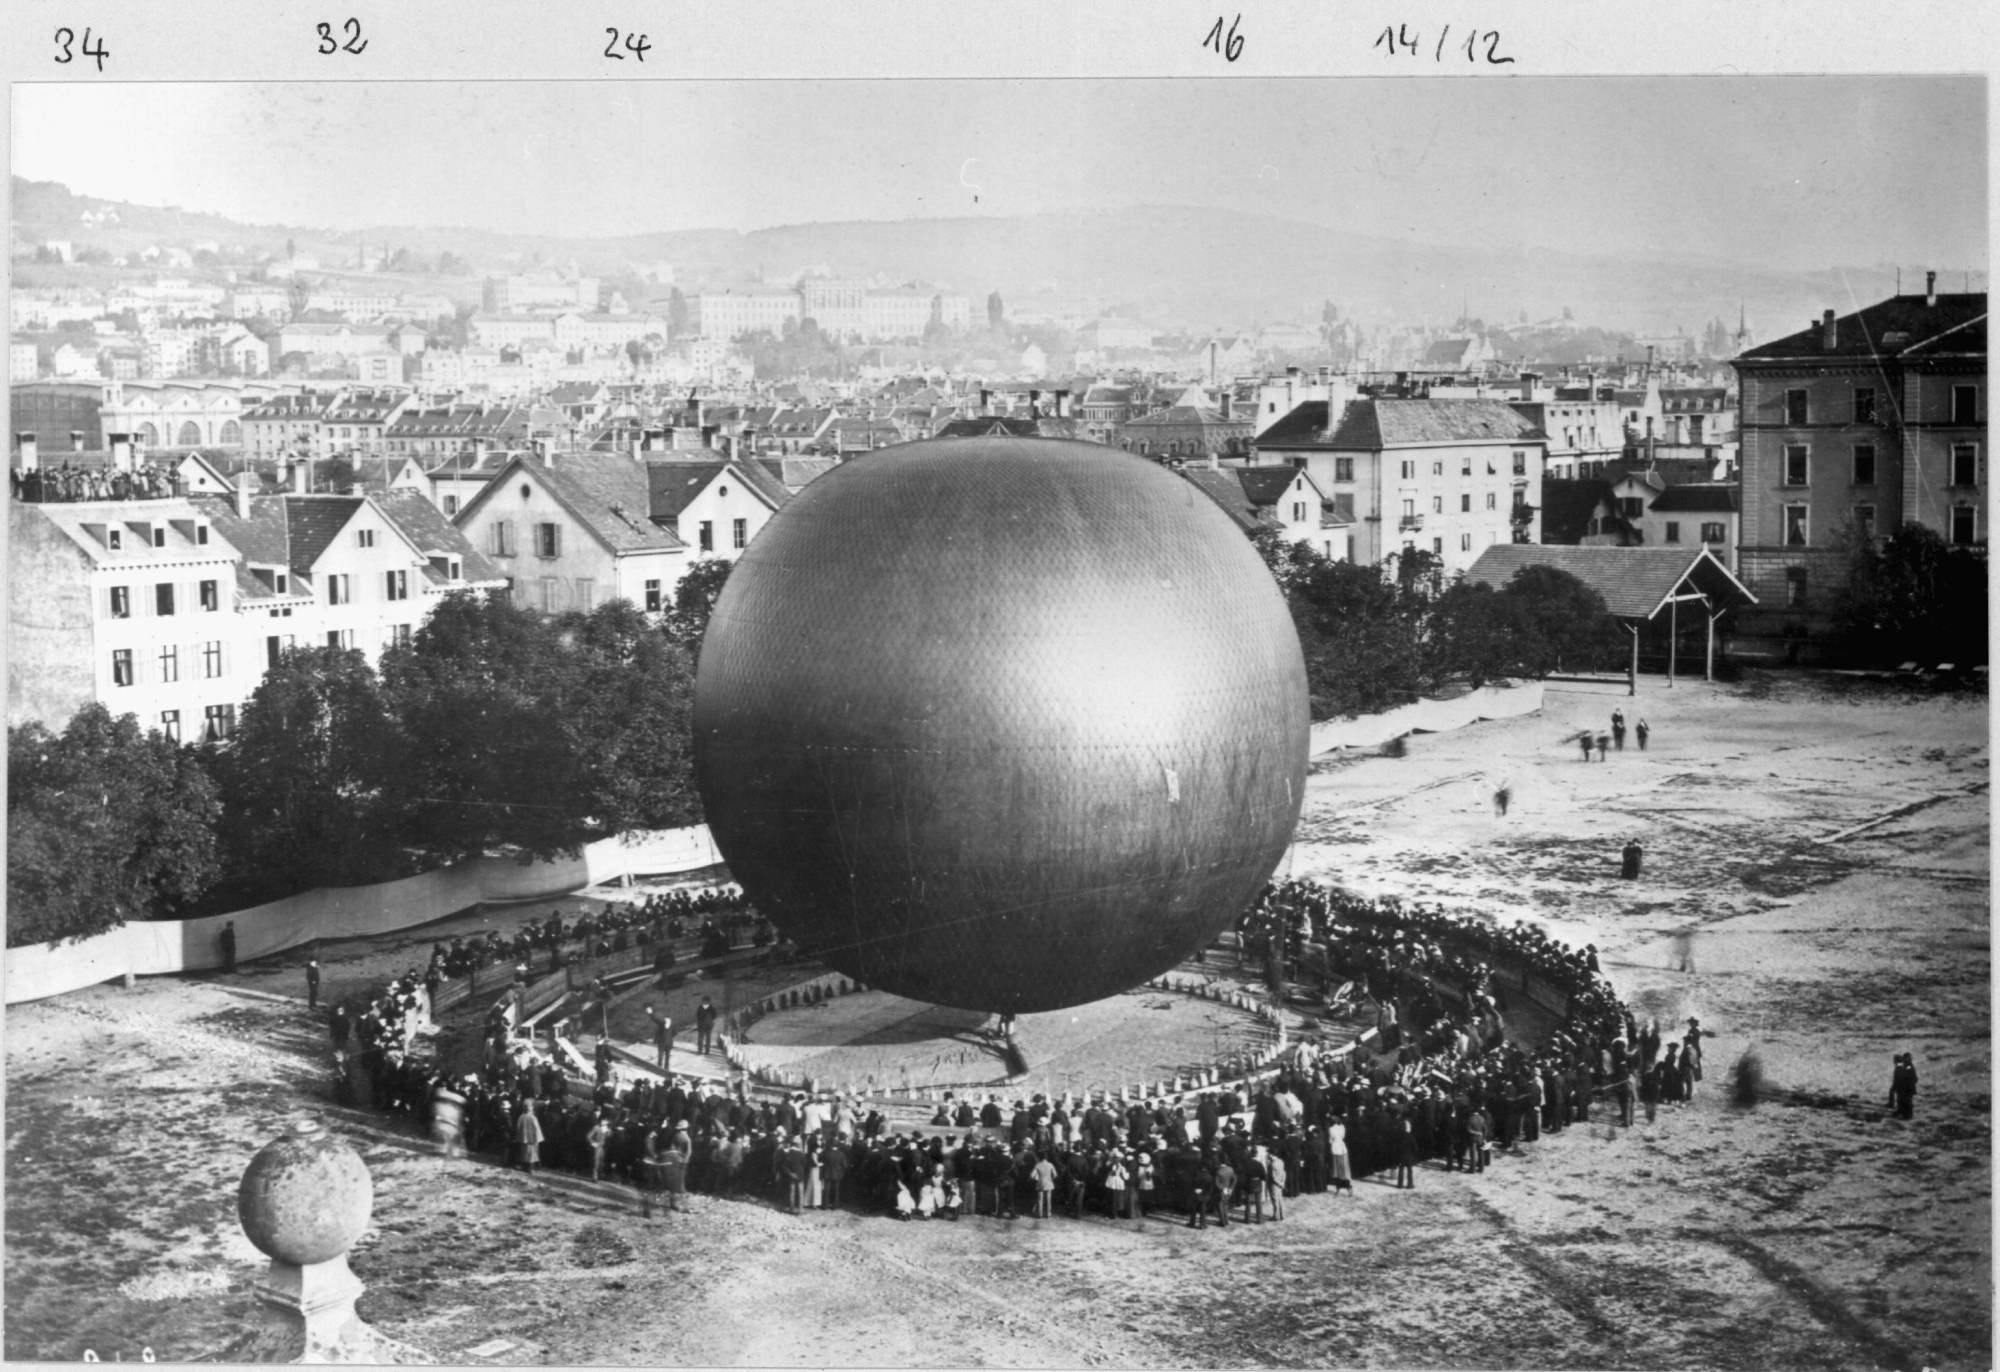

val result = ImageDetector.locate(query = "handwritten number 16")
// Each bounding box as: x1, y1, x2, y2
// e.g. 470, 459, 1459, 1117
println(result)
1203, 14, 1244, 62
54, 27, 110, 71
317, 19, 367, 54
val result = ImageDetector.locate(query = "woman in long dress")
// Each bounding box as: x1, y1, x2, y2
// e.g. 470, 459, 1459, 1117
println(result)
804, 1141, 824, 1210
1328, 1120, 1353, 1196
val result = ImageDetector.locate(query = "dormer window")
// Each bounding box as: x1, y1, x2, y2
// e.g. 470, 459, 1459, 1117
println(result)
108, 528, 123, 550
196, 524, 210, 546
152, 526, 166, 549
276, 573, 289, 594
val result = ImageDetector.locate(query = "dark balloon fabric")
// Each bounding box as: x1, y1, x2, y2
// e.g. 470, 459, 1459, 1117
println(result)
691, 437, 1310, 1013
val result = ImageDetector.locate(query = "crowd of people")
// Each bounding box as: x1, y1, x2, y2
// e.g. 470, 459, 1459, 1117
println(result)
329, 879, 1725, 1228
12, 461, 184, 503
421, 884, 755, 986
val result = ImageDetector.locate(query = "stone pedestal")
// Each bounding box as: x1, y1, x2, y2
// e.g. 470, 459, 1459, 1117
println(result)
249, 1253, 367, 1362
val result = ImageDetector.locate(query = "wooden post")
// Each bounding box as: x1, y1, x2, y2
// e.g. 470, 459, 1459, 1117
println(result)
1627, 622, 1640, 696
1668, 595, 1678, 688
1705, 601, 1719, 682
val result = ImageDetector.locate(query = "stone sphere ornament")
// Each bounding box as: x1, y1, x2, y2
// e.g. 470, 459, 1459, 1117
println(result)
692, 437, 1310, 1014
237, 1117, 374, 1266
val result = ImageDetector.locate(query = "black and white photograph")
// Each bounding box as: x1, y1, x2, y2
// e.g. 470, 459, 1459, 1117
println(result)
3, 33, 1992, 1370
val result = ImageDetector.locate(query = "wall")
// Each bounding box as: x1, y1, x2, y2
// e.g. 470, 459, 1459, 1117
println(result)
7, 503, 98, 728
1307, 680, 1543, 755
4, 824, 723, 1005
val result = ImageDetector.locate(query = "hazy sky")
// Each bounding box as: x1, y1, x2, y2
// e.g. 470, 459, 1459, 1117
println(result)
12, 79, 1987, 270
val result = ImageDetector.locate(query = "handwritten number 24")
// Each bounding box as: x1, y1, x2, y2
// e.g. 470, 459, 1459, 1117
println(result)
54, 27, 110, 71
605, 28, 651, 61
317, 19, 367, 54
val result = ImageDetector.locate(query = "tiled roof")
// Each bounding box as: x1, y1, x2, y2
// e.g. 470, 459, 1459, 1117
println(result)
729, 457, 791, 510
1254, 401, 1331, 447
1180, 466, 1274, 534
1235, 466, 1305, 507
645, 460, 726, 519
1326, 399, 1542, 449
1647, 484, 1740, 514
755, 456, 839, 491
372, 490, 506, 584
932, 415, 1083, 440
285, 497, 367, 569
191, 493, 292, 566
1463, 544, 1755, 620
1422, 338, 1478, 366
528, 454, 684, 554
1736, 291, 1986, 362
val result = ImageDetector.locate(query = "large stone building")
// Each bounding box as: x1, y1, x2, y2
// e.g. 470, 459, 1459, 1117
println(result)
1730, 280, 1985, 634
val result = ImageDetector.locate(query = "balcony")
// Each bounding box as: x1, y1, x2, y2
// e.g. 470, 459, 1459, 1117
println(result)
1397, 514, 1424, 532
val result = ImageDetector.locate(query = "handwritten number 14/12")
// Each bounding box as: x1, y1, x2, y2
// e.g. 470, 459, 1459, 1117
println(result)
1375, 24, 1514, 64
53, 27, 110, 71
605, 28, 652, 61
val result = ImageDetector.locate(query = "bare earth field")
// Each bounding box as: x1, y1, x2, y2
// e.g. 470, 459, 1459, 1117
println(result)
4, 673, 1988, 1368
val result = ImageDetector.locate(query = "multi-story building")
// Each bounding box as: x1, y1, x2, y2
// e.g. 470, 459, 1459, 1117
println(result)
304, 288, 400, 320
1731, 280, 1986, 633
10, 339, 39, 383
1253, 396, 1545, 574
696, 289, 802, 340
316, 390, 415, 461
1511, 389, 1624, 481
550, 311, 668, 352
241, 392, 336, 465
267, 322, 395, 365
482, 273, 599, 313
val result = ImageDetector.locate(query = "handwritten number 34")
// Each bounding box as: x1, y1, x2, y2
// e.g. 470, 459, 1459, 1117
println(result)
53, 27, 110, 71
317, 19, 367, 54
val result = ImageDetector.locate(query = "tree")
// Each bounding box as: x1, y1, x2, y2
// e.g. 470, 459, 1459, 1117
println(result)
552, 601, 704, 835
286, 278, 312, 322
8, 706, 220, 946
1828, 523, 1988, 665
664, 558, 734, 660
987, 291, 1006, 334
207, 646, 409, 908
667, 286, 691, 340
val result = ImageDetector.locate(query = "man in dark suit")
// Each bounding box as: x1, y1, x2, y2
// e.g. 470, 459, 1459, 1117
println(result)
305, 958, 321, 1009
695, 997, 718, 1055
219, 921, 237, 974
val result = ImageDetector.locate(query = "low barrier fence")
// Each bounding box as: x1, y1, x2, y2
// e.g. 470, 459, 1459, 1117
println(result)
5, 825, 724, 1005
1307, 680, 1544, 755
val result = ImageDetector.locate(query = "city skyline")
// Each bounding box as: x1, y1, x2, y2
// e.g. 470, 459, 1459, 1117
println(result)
13, 78, 1988, 274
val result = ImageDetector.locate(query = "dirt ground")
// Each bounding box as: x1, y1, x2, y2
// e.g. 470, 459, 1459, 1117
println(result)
4, 672, 1988, 1368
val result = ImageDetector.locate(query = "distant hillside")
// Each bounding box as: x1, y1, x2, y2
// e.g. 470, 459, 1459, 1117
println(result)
10, 176, 1952, 338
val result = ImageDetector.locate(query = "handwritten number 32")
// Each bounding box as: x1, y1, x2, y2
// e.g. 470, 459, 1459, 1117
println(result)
317, 19, 367, 54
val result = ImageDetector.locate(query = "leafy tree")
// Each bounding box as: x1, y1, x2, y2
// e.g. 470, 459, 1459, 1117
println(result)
1498, 564, 1626, 675
7, 706, 220, 946
378, 591, 580, 862
1829, 523, 1988, 664
667, 286, 691, 340
665, 558, 734, 660
552, 600, 704, 835
287, 278, 311, 322
207, 646, 409, 907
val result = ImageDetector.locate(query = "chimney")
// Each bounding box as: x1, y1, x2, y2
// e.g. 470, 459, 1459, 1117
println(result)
1925, 271, 1938, 307
979, 388, 992, 416
1821, 309, 1837, 349
1054, 388, 1072, 418
287, 459, 308, 494
1520, 372, 1537, 401
233, 470, 254, 520
16, 432, 38, 472
69, 429, 86, 453
729, 434, 741, 461
1220, 393, 1234, 421
1029, 388, 1042, 421
110, 433, 133, 472
534, 436, 553, 468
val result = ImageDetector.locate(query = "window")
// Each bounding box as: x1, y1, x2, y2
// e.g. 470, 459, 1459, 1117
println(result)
1951, 504, 1977, 545
385, 569, 408, 601
159, 710, 180, 745
203, 703, 237, 743
326, 574, 350, 605
1345, 535, 1356, 562
388, 624, 412, 650
443, 495, 460, 517
326, 629, 352, 650
1460, 533, 1472, 552
1485, 492, 1497, 511
1952, 385, 1978, 426
158, 645, 179, 683
1431, 537, 1443, 555
1620, 497, 1645, 520
490, 521, 515, 556
112, 649, 134, 687
1512, 451, 1527, 476
540, 577, 560, 612
1783, 445, 1809, 486
699, 520, 714, 552
534, 522, 561, 557
1854, 387, 1876, 424
275, 573, 288, 594
1701, 522, 1727, 544
357, 529, 376, 548
196, 525, 209, 546
1335, 458, 1354, 482
267, 634, 294, 670
156, 583, 176, 616
152, 526, 166, 549
1950, 443, 1978, 486
644, 579, 662, 613
1785, 389, 1809, 425
1460, 493, 1471, 513
1431, 496, 1443, 515
1460, 456, 1472, 476
202, 641, 224, 678
1431, 461, 1443, 477
1852, 444, 1876, 486
107, 528, 122, 551
732, 518, 748, 549
1783, 503, 1809, 547
1293, 501, 1308, 523
1400, 460, 1414, 480
1853, 505, 1876, 537
1401, 498, 1415, 518
199, 579, 219, 612
109, 586, 130, 619
1785, 566, 1808, 607
577, 578, 596, 611
1664, 521, 1682, 544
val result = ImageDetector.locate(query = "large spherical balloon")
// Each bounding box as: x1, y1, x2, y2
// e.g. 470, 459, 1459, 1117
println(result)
692, 437, 1309, 1014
